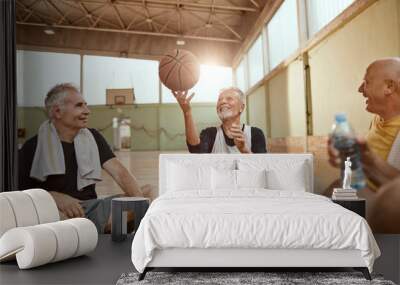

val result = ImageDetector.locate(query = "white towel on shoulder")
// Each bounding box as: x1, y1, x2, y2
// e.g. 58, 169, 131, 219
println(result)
30, 121, 102, 190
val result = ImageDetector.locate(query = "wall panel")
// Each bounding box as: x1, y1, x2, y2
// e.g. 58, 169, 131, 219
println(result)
309, 0, 400, 135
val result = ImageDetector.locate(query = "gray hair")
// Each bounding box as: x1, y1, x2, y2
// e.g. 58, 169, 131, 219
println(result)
219, 87, 246, 104
45, 83, 79, 118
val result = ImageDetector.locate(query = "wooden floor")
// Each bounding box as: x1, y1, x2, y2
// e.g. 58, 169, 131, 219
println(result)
96, 151, 186, 198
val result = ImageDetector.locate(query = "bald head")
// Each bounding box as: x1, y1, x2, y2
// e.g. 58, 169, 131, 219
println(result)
367, 57, 400, 82
359, 57, 400, 119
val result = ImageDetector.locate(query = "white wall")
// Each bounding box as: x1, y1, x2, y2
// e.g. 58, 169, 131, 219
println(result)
235, 59, 247, 92
286, 59, 306, 136
267, 0, 299, 70
309, 0, 400, 135
265, 58, 306, 138
247, 85, 268, 136
17, 51, 232, 106
17, 50, 81, 107
306, 0, 355, 37
83, 55, 159, 104
248, 35, 264, 86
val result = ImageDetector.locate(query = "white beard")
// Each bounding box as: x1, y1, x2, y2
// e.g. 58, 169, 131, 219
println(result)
217, 110, 235, 121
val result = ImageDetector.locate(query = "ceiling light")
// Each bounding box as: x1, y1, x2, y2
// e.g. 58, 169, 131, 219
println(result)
146, 18, 152, 23
205, 23, 212, 28
44, 27, 55, 35
176, 39, 185, 46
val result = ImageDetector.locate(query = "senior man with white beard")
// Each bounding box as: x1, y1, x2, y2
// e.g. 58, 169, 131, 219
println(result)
173, 87, 267, 153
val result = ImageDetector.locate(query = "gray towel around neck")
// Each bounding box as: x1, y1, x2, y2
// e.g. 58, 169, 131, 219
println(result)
30, 120, 102, 190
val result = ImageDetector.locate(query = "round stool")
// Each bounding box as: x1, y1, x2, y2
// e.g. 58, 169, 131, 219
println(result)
111, 197, 149, 242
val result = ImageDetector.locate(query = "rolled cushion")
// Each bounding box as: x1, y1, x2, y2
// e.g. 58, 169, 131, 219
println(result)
0, 192, 39, 227
23, 189, 59, 224
0, 226, 57, 269
0, 196, 17, 237
64, 218, 98, 257
0, 218, 97, 269
42, 221, 79, 262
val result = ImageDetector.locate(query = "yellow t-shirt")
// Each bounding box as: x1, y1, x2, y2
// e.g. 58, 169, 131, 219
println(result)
365, 115, 400, 191
366, 115, 400, 160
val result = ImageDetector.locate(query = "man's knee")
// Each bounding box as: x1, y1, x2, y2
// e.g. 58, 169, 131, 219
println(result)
368, 178, 400, 233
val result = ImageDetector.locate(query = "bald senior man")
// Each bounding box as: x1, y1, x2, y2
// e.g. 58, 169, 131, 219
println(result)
327, 57, 400, 232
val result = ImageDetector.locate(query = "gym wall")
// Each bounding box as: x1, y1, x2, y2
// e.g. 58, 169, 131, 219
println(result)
267, 58, 306, 139
245, 0, 400, 193
246, 85, 268, 138
16, 51, 237, 151
309, 0, 400, 135
17, 104, 246, 151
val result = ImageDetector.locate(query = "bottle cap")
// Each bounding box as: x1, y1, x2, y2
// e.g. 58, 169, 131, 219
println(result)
335, 113, 347, 123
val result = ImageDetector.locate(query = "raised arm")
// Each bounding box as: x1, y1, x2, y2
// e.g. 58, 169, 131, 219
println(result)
172, 90, 200, 146
103, 158, 144, 197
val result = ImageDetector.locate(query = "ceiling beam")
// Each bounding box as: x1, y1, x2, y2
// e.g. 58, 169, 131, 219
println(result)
121, 0, 258, 12
211, 24, 232, 38
56, 0, 127, 28
55, 2, 121, 29
126, 14, 140, 30
250, 0, 260, 9
207, 0, 215, 26
23, 10, 34, 22
77, 2, 94, 26
17, 1, 55, 24
186, 25, 205, 36
213, 14, 242, 40
134, 16, 173, 33
59, 0, 257, 13
177, 0, 183, 35
70, 1, 119, 29
159, 10, 175, 33
185, 9, 208, 25
17, 21, 242, 43
122, 4, 173, 33
45, 0, 71, 24
93, 17, 121, 29
71, 4, 107, 25
142, 0, 155, 31
58, 0, 89, 13
91, 4, 109, 27
57, 10, 73, 25
27, 0, 41, 10
186, 10, 242, 37
112, 3, 126, 29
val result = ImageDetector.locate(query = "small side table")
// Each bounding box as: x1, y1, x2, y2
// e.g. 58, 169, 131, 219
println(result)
111, 197, 149, 242
332, 198, 366, 218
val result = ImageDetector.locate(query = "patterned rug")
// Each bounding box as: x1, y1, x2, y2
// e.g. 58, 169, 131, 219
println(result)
116, 271, 395, 285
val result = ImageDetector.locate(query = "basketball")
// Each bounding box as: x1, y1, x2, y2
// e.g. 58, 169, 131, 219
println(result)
159, 49, 200, 91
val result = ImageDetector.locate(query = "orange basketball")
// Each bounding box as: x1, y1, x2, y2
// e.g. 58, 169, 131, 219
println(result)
159, 49, 200, 91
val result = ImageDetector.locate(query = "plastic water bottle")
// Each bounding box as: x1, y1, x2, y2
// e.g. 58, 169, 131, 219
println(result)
330, 113, 366, 190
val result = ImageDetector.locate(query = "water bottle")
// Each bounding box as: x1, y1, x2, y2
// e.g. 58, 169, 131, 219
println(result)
330, 113, 366, 190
